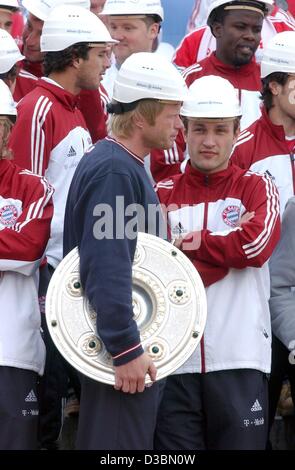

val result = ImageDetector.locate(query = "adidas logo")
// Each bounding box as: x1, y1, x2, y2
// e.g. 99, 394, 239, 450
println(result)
25, 389, 37, 402
251, 399, 262, 412
67, 146, 76, 157
173, 222, 185, 236
265, 170, 275, 181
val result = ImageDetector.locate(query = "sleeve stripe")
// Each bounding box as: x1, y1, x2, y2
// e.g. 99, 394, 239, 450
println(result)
182, 63, 202, 80
35, 179, 54, 218
112, 343, 141, 360
37, 100, 52, 175
156, 181, 174, 190
31, 96, 52, 175
242, 175, 279, 259
31, 182, 48, 219
173, 142, 179, 162
11, 176, 54, 233
180, 158, 188, 173
243, 174, 276, 252
163, 143, 180, 165
164, 149, 169, 165
100, 90, 109, 104
237, 130, 251, 140
234, 133, 254, 148
31, 96, 48, 173
19, 71, 38, 80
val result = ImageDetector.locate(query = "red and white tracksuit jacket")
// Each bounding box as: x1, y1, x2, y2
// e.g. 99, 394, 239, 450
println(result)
13, 60, 109, 143
13, 60, 42, 103
174, 6, 295, 70
9, 77, 92, 268
231, 106, 295, 217
150, 53, 262, 183
0, 159, 53, 374
156, 162, 280, 373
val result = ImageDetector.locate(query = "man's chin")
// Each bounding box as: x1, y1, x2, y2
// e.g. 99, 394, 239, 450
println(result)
159, 141, 175, 151
23, 52, 43, 63
233, 54, 254, 67
114, 49, 130, 67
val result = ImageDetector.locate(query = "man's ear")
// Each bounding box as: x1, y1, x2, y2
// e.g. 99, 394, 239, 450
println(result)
233, 130, 239, 147
211, 21, 222, 39
72, 56, 83, 70
148, 22, 160, 41
232, 119, 241, 146
132, 110, 145, 130
268, 80, 281, 97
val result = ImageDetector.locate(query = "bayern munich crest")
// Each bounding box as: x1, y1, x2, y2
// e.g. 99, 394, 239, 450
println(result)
222, 205, 240, 227
0, 204, 18, 226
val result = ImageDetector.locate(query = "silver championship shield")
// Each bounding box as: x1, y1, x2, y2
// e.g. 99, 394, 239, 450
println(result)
45, 232, 207, 384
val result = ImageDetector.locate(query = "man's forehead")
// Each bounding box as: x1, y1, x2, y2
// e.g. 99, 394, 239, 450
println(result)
28, 13, 44, 25
224, 8, 264, 23
188, 118, 235, 126
109, 15, 146, 23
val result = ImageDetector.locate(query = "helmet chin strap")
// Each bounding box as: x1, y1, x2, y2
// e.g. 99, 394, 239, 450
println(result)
107, 100, 141, 114
107, 98, 183, 115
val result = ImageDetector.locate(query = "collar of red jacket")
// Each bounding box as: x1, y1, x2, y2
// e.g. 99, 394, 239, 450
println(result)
210, 52, 259, 77
21, 59, 43, 78
185, 159, 236, 187
36, 78, 79, 110
260, 105, 287, 142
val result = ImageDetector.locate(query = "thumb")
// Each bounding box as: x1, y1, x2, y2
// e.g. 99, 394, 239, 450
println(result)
147, 361, 157, 382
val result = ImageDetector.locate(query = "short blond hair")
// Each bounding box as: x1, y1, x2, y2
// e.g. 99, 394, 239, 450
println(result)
109, 99, 165, 139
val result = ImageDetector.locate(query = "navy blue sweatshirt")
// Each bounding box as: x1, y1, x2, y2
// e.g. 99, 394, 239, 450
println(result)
64, 137, 162, 366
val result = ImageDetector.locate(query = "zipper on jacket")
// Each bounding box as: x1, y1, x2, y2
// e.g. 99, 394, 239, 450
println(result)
201, 174, 210, 373
203, 175, 209, 231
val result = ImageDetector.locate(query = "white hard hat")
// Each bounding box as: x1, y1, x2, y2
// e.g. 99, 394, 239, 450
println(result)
41, 4, 117, 52
22, 0, 90, 21
207, 0, 273, 24
0, 0, 18, 9
261, 31, 295, 78
101, 0, 164, 21
112, 52, 188, 104
0, 79, 17, 117
0, 28, 24, 73
181, 75, 241, 118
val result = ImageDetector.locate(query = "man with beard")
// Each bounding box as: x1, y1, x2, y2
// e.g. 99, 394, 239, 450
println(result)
176, 0, 295, 68
150, 0, 274, 183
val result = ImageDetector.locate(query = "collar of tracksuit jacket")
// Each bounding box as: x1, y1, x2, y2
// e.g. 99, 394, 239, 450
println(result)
35, 78, 80, 111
